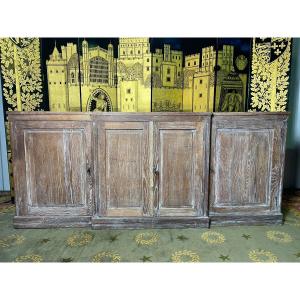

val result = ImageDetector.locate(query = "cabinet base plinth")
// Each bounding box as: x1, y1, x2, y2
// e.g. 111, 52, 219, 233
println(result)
91, 217, 209, 229
13, 216, 91, 229
209, 213, 283, 226
12, 214, 283, 229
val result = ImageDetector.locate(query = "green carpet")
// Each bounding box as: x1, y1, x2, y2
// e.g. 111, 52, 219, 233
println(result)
0, 203, 299, 262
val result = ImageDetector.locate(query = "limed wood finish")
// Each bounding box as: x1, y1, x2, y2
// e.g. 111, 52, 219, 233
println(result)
8, 114, 93, 228
154, 121, 208, 217
8, 111, 288, 229
91, 113, 210, 228
96, 121, 151, 217
209, 113, 288, 225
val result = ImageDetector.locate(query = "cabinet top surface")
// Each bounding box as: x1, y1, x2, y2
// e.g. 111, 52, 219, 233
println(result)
7, 111, 289, 121
8, 111, 213, 116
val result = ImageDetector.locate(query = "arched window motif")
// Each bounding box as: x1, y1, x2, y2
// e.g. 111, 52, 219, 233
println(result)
87, 88, 112, 112
89, 57, 109, 83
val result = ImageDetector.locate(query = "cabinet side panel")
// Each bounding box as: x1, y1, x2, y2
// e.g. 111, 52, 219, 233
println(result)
11, 122, 28, 215
269, 121, 288, 211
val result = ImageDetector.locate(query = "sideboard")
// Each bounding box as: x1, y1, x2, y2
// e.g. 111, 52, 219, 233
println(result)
8, 112, 288, 228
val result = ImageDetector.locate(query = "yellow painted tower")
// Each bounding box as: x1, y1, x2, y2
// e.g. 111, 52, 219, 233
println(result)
117, 38, 151, 112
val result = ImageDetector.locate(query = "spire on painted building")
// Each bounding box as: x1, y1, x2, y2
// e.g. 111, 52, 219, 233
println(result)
82, 38, 88, 47
51, 40, 60, 59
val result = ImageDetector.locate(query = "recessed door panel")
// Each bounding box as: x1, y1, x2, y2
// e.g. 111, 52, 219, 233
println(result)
154, 121, 209, 217
106, 130, 142, 208
209, 115, 287, 215
215, 129, 273, 207
25, 129, 86, 207
160, 129, 194, 208
13, 121, 92, 216
98, 122, 151, 217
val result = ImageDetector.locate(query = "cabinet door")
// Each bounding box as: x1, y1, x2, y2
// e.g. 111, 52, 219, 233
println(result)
154, 121, 209, 217
97, 122, 151, 217
210, 115, 287, 215
12, 121, 93, 216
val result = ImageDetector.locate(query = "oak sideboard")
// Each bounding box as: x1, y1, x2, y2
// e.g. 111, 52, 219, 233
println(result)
8, 112, 288, 229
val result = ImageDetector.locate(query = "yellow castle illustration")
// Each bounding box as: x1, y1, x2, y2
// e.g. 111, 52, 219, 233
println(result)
46, 38, 248, 112
47, 40, 116, 112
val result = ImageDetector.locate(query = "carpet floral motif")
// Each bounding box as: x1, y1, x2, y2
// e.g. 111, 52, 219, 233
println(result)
248, 249, 278, 262
15, 254, 43, 262
135, 232, 159, 246
171, 250, 200, 262
0, 234, 25, 248
201, 231, 225, 245
66, 231, 94, 247
266, 231, 293, 243
91, 251, 121, 262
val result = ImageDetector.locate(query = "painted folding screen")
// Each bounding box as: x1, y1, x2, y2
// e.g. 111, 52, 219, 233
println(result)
1, 37, 292, 115
249, 38, 292, 112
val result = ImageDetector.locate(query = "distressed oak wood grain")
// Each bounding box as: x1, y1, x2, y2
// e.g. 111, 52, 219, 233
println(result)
8, 116, 93, 227
209, 113, 289, 225
154, 120, 210, 217
96, 121, 151, 217
8, 111, 288, 228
